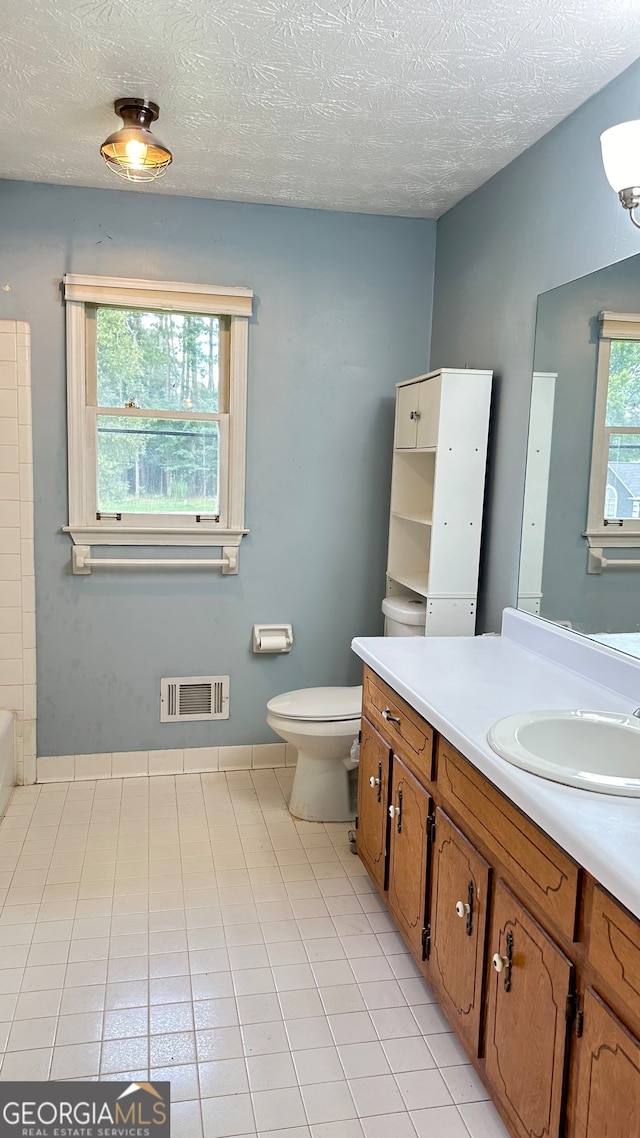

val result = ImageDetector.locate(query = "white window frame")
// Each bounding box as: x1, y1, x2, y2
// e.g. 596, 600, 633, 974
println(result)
62, 274, 252, 556
585, 311, 640, 550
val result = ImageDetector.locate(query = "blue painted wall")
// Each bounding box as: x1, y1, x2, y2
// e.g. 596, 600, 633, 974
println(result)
0, 180, 435, 755
430, 58, 640, 632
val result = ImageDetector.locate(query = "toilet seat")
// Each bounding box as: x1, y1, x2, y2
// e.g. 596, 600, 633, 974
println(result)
266, 686, 362, 722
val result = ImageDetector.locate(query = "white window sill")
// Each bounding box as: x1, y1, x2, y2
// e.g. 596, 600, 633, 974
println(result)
63, 525, 248, 548
584, 528, 640, 549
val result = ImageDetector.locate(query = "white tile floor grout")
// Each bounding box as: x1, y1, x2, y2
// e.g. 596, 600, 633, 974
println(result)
0, 770, 510, 1138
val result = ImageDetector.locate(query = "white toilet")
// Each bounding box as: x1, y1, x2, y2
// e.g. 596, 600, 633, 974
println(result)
266, 687, 362, 822
268, 598, 426, 823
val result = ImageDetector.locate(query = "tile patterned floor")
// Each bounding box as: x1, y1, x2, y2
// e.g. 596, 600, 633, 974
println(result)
0, 770, 510, 1138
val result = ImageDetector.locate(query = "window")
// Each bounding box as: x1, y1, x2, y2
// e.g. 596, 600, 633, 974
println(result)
586, 312, 640, 547
63, 275, 252, 562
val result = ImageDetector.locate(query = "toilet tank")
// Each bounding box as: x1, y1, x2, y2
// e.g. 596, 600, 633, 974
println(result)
381, 596, 427, 637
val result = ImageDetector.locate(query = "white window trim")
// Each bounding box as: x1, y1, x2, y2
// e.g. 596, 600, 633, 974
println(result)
62, 274, 252, 555
584, 311, 640, 550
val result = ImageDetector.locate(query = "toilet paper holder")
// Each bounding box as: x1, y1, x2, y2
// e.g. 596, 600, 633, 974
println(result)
252, 624, 293, 653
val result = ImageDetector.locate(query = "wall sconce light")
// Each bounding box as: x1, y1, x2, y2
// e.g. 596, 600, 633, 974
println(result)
100, 99, 172, 183
601, 120, 640, 229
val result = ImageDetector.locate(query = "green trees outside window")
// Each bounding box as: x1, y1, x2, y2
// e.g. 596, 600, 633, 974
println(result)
605, 339, 640, 519
95, 307, 222, 515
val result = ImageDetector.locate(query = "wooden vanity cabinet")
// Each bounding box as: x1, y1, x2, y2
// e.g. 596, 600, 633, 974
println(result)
484, 880, 574, 1138
357, 667, 640, 1138
437, 738, 580, 942
569, 883, 640, 1138
426, 807, 490, 1055
386, 756, 432, 961
573, 989, 640, 1137
356, 718, 392, 892
363, 667, 434, 783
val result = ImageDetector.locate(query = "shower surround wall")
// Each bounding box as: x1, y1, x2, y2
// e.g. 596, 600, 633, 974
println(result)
0, 712, 14, 814
0, 320, 36, 787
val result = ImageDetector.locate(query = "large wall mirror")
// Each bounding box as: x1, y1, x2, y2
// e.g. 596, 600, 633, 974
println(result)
518, 253, 640, 656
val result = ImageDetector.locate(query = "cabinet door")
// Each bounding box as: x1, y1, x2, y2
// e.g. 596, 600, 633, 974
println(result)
573, 988, 640, 1137
416, 376, 441, 448
485, 880, 573, 1138
395, 384, 420, 449
356, 719, 391, 892
387, 755, 432, 960
428, 808, 490, 1055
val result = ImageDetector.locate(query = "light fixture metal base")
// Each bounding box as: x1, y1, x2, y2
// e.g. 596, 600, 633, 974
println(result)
619, 187, 640, 229
113, 98, 160, 126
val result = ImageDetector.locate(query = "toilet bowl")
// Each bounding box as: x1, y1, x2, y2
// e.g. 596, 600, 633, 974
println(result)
266, 686, 362, 822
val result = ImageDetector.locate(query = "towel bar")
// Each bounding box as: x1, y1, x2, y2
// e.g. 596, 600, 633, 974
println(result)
72, 545, 238, 575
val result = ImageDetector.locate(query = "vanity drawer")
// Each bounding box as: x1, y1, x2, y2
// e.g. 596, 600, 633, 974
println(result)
588, 885, 640, 1031
437, 739, 580, 940
363, 667, 435, 782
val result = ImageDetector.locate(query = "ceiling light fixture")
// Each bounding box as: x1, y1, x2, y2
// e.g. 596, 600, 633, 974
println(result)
100, 98, 172, 183
601, 120, 640, 228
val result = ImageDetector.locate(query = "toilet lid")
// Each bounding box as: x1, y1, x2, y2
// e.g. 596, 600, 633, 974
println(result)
267, 686, 363, 722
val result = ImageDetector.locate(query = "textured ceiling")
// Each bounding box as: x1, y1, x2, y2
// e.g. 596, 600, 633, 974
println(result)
1, 0, 639, 217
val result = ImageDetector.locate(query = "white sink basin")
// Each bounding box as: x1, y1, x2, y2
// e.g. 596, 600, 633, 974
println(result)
487, 709, 640, 796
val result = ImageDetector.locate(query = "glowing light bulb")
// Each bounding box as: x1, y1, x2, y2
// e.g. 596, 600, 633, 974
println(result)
101, 100, 172, 181
124, 138, 147, 168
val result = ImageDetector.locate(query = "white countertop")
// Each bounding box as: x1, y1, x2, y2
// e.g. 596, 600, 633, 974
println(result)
352, 609, 640, 920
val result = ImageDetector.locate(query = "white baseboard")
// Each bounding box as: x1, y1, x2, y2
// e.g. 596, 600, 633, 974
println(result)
37, 742, 297, 783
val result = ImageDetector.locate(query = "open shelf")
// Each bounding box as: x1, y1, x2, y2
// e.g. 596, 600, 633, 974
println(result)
387, 515, 431, 589
387, 570, 429, 597
394, 447, 437, 455
390, 450, 435, 521
391, 511, 433, 526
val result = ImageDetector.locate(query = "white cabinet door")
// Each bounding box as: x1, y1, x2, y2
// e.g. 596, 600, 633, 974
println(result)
395, 383, 420, 448
416, 376, 441, 449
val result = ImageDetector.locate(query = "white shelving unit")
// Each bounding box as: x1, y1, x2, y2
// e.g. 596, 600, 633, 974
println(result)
385, 367, 493, 636
517, 372, 556, 616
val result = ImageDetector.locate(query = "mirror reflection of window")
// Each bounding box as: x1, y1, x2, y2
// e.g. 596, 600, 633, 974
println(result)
588, 314, 640, 536
604, 338, 640, 521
